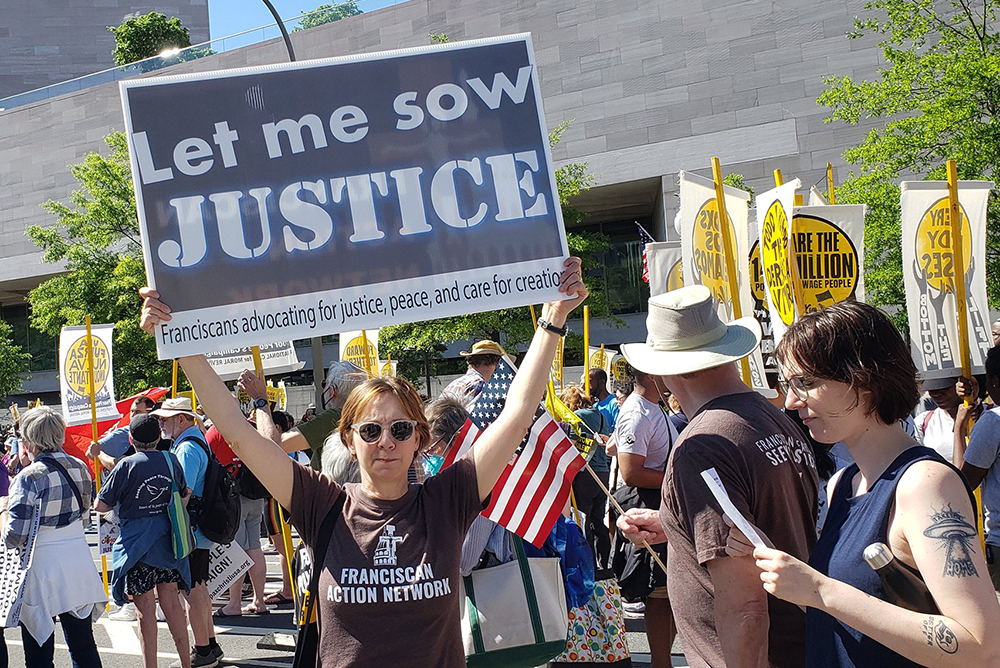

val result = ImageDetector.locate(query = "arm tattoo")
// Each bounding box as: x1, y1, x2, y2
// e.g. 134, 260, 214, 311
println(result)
923, 505, 978, 578
922, 616, 959, 654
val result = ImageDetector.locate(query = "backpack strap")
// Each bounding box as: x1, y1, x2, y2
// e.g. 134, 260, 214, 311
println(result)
45, 455, 84, 515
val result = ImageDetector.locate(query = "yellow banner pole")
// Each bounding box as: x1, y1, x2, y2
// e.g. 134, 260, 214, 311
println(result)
827, 163, 836, 204
360, 330, 374, 378
84, 316, 109, 601
171, 360, 179, 398
583, 306, 591, 396
251, 344, 297, 601
712, 157, 753, 386
773, 169, 784, 187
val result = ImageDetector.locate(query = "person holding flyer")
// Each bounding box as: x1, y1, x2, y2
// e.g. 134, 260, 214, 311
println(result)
138, 257, 587, 668
726, 301, 1000, 667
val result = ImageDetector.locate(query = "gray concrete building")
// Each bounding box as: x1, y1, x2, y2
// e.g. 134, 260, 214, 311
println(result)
0, 0, 885, 398
1, 1, 209, 100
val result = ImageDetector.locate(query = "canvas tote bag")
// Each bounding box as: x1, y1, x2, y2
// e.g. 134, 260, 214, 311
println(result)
461, 534, 569, 668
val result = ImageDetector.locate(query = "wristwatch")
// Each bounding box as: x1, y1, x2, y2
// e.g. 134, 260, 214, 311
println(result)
253, 397, 268, 410
536, 318, 567, 336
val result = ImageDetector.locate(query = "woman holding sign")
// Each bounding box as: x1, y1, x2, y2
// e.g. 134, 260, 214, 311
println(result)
138, 257, 587, 668
726, 301, 1000, 667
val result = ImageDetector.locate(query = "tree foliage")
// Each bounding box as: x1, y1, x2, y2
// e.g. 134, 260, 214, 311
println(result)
818, 0, 1000, 325
0, 320, 29, 399
294, 1, 362, 31
28, 133, 173, 395
109, 12, 192, 66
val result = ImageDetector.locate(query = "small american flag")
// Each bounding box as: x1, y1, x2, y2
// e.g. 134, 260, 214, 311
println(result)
440, 358, 585, 547
638, 223, 655, 283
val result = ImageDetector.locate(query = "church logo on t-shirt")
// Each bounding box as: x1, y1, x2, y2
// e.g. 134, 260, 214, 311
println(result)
373, 525, 405, 566
133, 474, 172, 512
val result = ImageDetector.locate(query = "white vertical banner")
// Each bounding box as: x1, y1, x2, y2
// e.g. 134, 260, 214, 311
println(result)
901, 180, 993, 380
791, 205, 866, 313
646, 241, 684, 297
58, 324, 120, 427
678, 171, 772, 395
748, 213, 776, 371
808, 185, 830, 206
379, 359, 398, 378
98, 511, 120, 557
339, 330, 380, 376
608, 352, 629, 392
756, 180, 801, 345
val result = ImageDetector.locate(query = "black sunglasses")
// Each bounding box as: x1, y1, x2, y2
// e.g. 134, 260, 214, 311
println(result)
350, 419, 418, 444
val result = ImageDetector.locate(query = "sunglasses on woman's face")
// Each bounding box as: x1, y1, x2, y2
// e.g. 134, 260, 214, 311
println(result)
350, 419, 418, 444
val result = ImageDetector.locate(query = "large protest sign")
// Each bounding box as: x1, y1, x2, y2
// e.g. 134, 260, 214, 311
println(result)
0, 500, 41, 627
207, 541, 254, 600
121, 35, 569, 359
791, 205, 866, 314
206, 341, 303, 381
59, 325, 120, 427
678, 171, 771, 394
756, 180, 800, 345
646, 241, 684, 297
901, 180, 993, 380
340, 330, 379, 376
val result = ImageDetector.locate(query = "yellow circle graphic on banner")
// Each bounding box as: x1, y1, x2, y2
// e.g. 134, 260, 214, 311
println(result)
691, 198, 737, 305
64, 335, 110, 397
790, 214, 860, 313
343, 336, 377, 371
589, 350, 608, 370
666, 260, 684, 292
760, 199, 795, 325
380, 362, 394, 377
611, 357, 629, 382
915, 197, 973, 293
749, 240, 765, 304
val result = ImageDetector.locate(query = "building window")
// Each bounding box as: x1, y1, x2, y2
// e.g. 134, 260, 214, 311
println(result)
575, 219, 651, 315
0, 304, 57, 372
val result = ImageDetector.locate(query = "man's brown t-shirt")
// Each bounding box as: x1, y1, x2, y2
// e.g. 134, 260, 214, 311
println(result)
660, 391, 818, 668
289, 456, 482, 667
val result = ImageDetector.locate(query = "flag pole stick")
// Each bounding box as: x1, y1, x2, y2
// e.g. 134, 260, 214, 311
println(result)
583, 306, 591, 396
827, 163, 836, 204
361, 330, 374, 378
84, 316, 110, 601
712, 157, 752, 387
171, 360, 179, 398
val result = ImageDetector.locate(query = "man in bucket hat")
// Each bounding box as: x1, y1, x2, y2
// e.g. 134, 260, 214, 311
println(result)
442, 340, 507, 409
616, 285, 818, 668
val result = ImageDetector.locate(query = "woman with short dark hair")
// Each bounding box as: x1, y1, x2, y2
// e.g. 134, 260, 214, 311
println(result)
727, 300, 1000, 667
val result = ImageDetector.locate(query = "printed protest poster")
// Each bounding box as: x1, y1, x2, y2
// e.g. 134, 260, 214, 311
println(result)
791, 205, 866, 314
207, 541, 254, 600
608, 352, 629, 392
379, 359, 398, 377
340, 330, 379, 376
0, 500, 41, 627
59, 324, 121, 427
748, 213, 776, 371
121, 35, 569, 359
901, 180, 994, 380
206, 341, 303, 381
99, 511, 120, 557
587, 347, 614, 392
756, 180, 801, 345
678, 171, 771, 395
646, 241, 684, 297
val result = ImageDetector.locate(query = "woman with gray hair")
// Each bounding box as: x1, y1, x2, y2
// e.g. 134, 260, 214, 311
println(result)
3, 406, 106, 667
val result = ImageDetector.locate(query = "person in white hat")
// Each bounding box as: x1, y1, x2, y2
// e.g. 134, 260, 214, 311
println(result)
616, 285, 818, 668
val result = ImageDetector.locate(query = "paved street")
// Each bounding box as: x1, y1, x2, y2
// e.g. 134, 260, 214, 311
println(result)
4, 522, 687, 667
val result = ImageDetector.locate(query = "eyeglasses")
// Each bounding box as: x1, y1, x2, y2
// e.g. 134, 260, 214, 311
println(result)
350, 420, 418, 444
776, 374, 816, 402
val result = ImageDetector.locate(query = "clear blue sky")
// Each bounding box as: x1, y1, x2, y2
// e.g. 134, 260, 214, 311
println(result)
208, 0, 397, 42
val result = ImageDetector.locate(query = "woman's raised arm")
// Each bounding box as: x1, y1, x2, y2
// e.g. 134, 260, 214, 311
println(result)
139, 288, 295, 509
471, 257, 587, 501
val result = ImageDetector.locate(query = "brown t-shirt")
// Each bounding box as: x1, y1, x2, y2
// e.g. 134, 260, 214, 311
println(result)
660, 391, 818, 668
289, 456, 482, 667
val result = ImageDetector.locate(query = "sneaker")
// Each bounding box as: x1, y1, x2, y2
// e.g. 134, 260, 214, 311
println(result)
622, 600, 646, 619
109, 602, 137, 622
211, 644, 224, 661
170, 649, 219, 668
155, 603, 165, 622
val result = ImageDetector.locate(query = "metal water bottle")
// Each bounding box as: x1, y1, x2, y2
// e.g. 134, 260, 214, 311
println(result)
863, 542, 938, 614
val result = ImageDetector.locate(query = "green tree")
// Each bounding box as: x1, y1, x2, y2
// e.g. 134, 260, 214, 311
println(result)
381, 121, 610, 382
28, 133, 173, 396
0, 320, 29, 399
294, 1, 362, 31
818, 0, 1000, 326
109, 12, 192, 66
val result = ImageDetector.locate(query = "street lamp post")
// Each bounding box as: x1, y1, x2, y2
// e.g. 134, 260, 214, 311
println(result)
261, 0, 296, 62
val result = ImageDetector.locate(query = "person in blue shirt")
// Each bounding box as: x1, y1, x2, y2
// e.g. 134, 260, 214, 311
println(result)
87, 396, 156, 479
152, 397, 222, 668
589, 368, 620, 430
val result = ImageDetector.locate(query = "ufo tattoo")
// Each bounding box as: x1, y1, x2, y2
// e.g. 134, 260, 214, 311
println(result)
923, 505, 978, 578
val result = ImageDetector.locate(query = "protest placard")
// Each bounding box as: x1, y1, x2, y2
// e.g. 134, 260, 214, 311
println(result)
756, 180, 801, 345
379, 359, 397, 377
59, 324, 120, 427
120, 34, 569, 359
646, 241, 683, 297
791, 205, 866, 314
678, 171, 771, 394
206, 341, 303, 381
0, 500, 41, 627
901, 180, 993, 380
207, 541, 254, 600
340, 330, 379, 376
748, 214, 776, 371
99, 511, 120, 557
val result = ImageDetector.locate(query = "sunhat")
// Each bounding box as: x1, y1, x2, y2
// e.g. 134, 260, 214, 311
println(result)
620, 285, 762, 376
151, 397, 202, 421
460, 340, 507, 358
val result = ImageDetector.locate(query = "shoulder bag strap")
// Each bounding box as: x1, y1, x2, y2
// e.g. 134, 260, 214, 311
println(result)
45, 456, 84, 514
294, 489, 346, 629
162, 452, 179, 493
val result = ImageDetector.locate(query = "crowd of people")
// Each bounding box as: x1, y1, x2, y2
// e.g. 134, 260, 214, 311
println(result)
3, 259, 1000, 668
